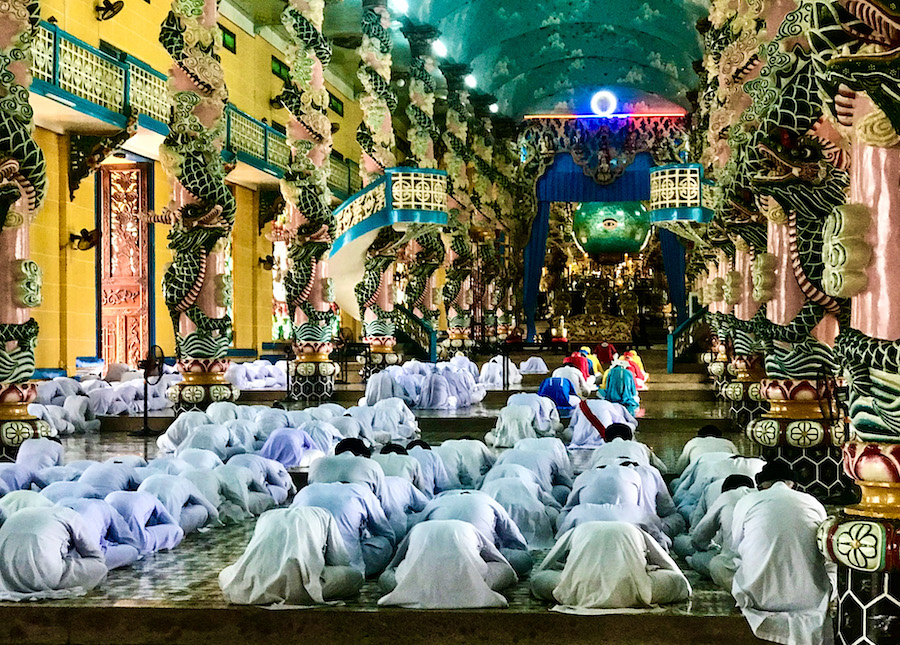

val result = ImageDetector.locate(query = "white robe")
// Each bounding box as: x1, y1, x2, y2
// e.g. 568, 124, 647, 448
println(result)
0, 506, 107, 600
308, 454, 386, 500
551, 365, 593, 397
537, 521, 690, 609
589, 438, 669, 474
513, 437, 574, 481
371, 453, 427, 494
480, 477, 558, 549
219, 506, 357, 605
507, 393, 562, 436
674, 436, 739, 474
519, 357, 549, 374
377, 520, 514, 608
731, 483, 834, 645
407, 446, 453, 496
434, 439, 496, 489
485, 405, 538, 448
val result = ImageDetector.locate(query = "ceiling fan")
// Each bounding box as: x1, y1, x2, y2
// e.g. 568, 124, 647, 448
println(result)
95, 0, 124, 21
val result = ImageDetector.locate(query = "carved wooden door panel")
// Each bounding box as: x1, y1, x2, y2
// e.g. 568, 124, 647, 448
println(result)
99, 163, 151, 368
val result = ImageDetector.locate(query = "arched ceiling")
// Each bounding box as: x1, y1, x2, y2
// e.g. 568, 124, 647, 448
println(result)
226, 0, 707, 117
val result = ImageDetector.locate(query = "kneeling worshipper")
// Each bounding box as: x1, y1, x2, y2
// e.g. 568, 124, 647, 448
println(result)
372, 444, 427, 495
406, 440, 453, 496
673, 425, 739, 475
137, 474, 220, 534
530, 521, 691, 611
480, 475, 559, 549
620, 350, 649, 389
0, 490, 55, 517
104, 491, 185, 555
514, 437, 574, 482
292, 482, 396, 577
380, 475, 429, 540
226, 454, 294, 505
416, 371, 456, 410
484, 405, 539, 448
566, 399, 637, 447
258, 427, 325, 470
560, 463, 644, 526
551, 362, 593, 398
676, 474, 754, 583
362, 370, 409, 407
0, 506, 107, 600
555, 501, 669, 550
15, 437, 64, 471
308, 438, 385, 499
433, 438, 496, 489
439, 364, 487, 407
58, 498, 142, 570
414, 490, 532, 577
377, 519, 516, 608
213, 464, 276, 517
494, 448, 573, 505
507, 392, 563, 436
480, 356, 523, 389
519, 356, 549, 374
597, 362, 640, 414
370, 398, 420, 445
729, 463, 834, 645
588, 424, 668, 474
219, 506, 363, 606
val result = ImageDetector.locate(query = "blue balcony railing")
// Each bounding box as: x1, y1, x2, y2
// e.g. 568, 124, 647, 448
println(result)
29, 21, 358, 189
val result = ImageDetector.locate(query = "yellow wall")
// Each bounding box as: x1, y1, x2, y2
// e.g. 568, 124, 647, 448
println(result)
31, 1, 370, 370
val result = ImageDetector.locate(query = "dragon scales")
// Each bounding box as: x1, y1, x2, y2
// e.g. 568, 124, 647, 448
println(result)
157, 0, 239, 412
277, 0, 341, 401
0, 0, 51, 459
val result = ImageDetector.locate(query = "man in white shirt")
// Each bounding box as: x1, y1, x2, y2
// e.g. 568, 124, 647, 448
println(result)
673, 425, 738, 474
565, 400, 637, 447
730, 462, 834, 645
433, 438, 495, 489
308, 438, 386, 501
588, 424, 668, 474
551, 364, 594, 398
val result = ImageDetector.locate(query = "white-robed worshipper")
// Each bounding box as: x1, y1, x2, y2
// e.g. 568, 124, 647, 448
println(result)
414, 489, 532, 577
156, 411, 211, 454
449, 355, 480, 380
433, 438, 496, 490
144, 455, 192, 476
213, 464, 276, 517
519, 356, 549, 374
371, 444, 427, 494
507, 393, 562, 436
0, 462, 35, 492
219, 506, 363, 605
560, 463, 644, 526
551, 363, 593, 398
673, 453, 766, 520
555, 502, 670, 551
416, 372, 456, 410
258, 427, 325, 470
0, 506, 108, 600
406, 440, 453, 497
300, 419, 346, 456
32, 465, 84, 489
308, 438, 385, 500
494, 449, 573, 505
676, 474, 754, 583
104, 491, 185, 554
378, 519, 517, 609
175, 423, 243, 461
292, 482, 395, 577
252, 408, 293, 447
15, 438, 63, 471
602, 458, 684, 538
384, 366, 423, 407
370, 398, 420, 445
565, 400, 638, 447
531, 521, 691, 609
514, 437, 574, 483
729, 463, 834, 645
58, 498, 142, 570
363, 371, 409, 407
479, 355, 523, 389
78, 462, 143, 497
137, 473, 220, 534
673, 425, 739, 474
484, 405, 538, 448
439, 364, 487, 407
480, 476, 559, 549
177, 448, 224, 472
308, 403, 347, 421
40, 481, 103, 504
380, 475, 429, 541
226, 454, 294, 505
0, 490, 54, 517
328, 416, 364, 441
588, 424, 668, 474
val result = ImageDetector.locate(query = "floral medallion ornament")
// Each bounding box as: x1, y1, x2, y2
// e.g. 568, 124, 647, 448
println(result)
819, 516, 899, 573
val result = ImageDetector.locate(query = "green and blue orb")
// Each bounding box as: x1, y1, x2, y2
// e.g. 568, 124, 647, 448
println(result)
571, 201, 651, 255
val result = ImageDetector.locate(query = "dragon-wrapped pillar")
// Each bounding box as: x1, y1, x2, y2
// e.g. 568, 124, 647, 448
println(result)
278, 0, 341, 402
0, 1, 51, 460
440, 213, 475, 357
157, 0, 239, 413
809, 0, 900, 641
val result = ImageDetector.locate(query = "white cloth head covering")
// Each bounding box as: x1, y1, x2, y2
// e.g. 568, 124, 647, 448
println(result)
519, 357, 549, 374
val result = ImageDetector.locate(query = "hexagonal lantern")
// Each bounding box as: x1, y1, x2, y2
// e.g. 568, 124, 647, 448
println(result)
648, 163, 716, 245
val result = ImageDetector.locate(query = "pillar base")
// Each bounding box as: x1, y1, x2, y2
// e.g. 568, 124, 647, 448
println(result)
168, 359, 239, 414
724, 379, 768, 431
284, 358, 337, 403
0, 383, 53, 461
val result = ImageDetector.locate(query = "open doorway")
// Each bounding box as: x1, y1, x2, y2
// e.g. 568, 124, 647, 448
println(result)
96, 162, 154, 368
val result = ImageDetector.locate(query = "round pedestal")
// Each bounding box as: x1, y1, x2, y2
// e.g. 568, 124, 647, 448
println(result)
359, 337, 402, 381
724, 379, 768, 431
168, 359, 239, 414
0, 383, 53, 462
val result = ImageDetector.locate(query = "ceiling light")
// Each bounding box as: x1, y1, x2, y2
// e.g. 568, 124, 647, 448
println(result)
464, 74, 477, 88
389, 0, 408, 14
489, 103, 499, 113
431, 39, 447, 58
590, 90, 617, 117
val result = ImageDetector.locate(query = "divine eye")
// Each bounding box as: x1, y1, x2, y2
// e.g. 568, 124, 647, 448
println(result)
602, 218, 618, 230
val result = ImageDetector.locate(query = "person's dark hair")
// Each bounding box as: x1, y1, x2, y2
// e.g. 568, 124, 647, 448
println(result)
380, 443, 408, 455
407, 439, 431, 451
754, 461, 795, 487
335, 438, 371, 458
605, 423, 634, 442
722, 474, 754, 492
698, 424, 723, 438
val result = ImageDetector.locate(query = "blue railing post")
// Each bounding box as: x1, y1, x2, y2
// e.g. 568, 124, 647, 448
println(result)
667, 333, 675, 374
666, 307, 708, 374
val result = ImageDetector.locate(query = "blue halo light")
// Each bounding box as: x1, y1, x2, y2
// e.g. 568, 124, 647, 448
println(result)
590, 90, 617, 117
